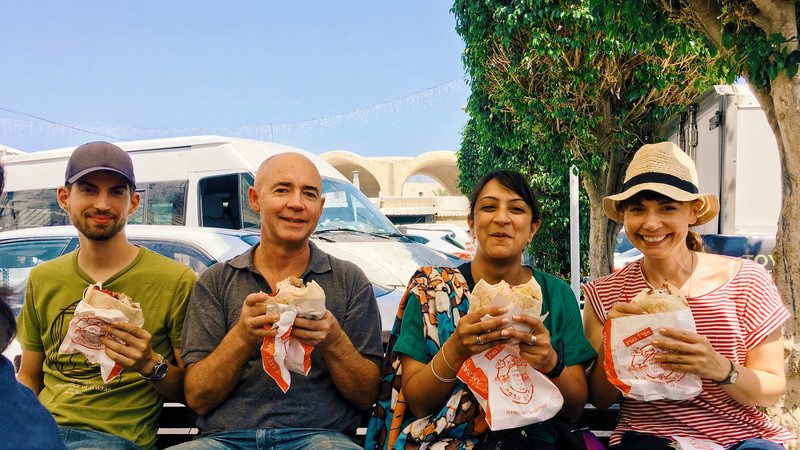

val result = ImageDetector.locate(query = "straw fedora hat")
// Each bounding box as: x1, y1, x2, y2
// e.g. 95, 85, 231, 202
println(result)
603, 142, 720, 225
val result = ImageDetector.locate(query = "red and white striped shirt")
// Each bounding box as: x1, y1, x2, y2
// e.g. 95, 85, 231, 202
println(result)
584, 258, 795, 446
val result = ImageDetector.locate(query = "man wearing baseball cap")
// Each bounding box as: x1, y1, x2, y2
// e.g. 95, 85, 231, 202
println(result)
16, 141, 196, 449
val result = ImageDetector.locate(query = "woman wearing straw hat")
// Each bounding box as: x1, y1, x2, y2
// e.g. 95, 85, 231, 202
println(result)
582, 142, 794, 449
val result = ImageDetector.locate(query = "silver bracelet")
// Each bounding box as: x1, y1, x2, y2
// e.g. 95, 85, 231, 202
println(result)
439, 342, 459, 372
429, 359, 457, 383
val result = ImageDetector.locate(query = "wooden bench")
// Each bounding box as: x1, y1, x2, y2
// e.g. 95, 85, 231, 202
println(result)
156, 402, 620, 448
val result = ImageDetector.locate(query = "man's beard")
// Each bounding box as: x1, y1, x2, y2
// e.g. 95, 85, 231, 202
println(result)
73, 213, 125, 241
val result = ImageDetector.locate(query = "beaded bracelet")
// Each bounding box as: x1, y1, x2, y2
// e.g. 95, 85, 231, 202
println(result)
429, 359, 457, 383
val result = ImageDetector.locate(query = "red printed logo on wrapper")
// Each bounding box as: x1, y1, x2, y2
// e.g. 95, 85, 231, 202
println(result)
71, 316, 106, 350
494, 353, 533, 404
629, 344, 685, 383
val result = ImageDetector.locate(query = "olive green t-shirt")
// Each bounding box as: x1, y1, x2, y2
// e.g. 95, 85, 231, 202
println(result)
17, 247, 196, 450
394, 265, 597, 443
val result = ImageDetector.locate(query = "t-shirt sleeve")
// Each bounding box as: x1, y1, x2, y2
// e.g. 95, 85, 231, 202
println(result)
167, 268, 196, 354
741, 264, 791, 350
16, 274, 44, 352
392, 283, 430, 364
343, 269, 384, 364
180, 266, 227, 366
544, 275, 597, 367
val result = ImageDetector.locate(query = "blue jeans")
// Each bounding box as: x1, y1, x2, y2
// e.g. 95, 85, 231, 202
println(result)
59, 426, 140, 450
167, 428, 362, 450
612, 432, 785, 450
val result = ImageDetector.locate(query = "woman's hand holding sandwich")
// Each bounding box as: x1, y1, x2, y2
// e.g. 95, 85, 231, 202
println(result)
502, 314, 558, 373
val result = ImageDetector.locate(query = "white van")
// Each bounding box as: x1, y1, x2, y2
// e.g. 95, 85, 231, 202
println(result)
0, 136, 462, 327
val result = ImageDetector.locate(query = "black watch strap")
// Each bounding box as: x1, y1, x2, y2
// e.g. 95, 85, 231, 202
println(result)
544, 342, 565, 379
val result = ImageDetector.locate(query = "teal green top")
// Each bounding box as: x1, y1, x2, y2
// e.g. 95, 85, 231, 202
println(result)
393, 265, 596, 443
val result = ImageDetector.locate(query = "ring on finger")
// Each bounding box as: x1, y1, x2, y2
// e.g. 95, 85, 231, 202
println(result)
476, 335, 484, 345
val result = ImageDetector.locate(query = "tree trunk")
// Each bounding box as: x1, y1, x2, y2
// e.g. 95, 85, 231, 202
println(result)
583, 175, 622, 279
760, 71, 800, 446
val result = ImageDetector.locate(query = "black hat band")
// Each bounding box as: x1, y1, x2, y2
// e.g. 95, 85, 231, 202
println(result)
622, 172, 699, 194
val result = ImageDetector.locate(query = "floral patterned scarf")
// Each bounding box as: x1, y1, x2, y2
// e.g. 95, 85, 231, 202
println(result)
364, 266, 489, 450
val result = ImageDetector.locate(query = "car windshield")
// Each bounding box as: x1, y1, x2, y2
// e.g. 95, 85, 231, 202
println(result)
317, 178, 399, 235
241, 175, 399, 236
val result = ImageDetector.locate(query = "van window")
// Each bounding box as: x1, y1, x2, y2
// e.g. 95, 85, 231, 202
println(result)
0, 189, 69, 231
129, 180, 188, 225
199, 174, 243, 229
240, 173, 259, 230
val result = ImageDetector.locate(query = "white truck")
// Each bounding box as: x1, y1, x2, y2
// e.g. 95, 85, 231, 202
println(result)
661, 84, 779, 269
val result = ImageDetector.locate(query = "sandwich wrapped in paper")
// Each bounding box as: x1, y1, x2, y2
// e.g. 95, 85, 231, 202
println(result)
604, 283, 701, 401
457, 278, 563, 430
261, 276, 327, 392
266, 276, 326, 319
470, 278, 543, 333
58, 284, 144, 383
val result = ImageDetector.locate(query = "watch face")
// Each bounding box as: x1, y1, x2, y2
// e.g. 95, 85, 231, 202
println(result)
152, 363, 168, 381
728, 368, 739, 384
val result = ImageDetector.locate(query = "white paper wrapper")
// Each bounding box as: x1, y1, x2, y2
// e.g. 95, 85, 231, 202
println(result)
58, 285, 144, 383
604, 309, 702, 401
457, 344, 564, 430
261, 280, 326, 392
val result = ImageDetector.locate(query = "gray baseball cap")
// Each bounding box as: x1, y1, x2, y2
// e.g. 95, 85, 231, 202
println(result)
65, 141, 136, 189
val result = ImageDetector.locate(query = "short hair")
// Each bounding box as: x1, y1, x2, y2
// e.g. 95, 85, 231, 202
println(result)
469, 169, 541, 224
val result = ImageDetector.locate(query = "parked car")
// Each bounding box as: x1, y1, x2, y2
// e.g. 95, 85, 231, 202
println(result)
0, 225, 423, 369
398, 224, 474, 260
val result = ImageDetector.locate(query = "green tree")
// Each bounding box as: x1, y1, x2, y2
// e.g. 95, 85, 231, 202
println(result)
453, 0, 725, 279
654, 0, 800, 438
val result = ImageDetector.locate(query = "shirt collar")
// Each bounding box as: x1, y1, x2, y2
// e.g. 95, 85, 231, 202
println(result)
229, 240, 331, 276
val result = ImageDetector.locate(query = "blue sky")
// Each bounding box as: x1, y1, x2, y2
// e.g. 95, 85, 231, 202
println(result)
0, 1, 470, 156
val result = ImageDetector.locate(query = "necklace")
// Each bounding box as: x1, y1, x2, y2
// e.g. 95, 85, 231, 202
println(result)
643, 250, 696, 298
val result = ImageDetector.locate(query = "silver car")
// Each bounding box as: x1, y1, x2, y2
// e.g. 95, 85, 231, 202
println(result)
0, 225, 420, 368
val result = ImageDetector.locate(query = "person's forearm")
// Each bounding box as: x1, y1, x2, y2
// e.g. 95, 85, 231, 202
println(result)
403, 341, 466, 418
719, 364, 785, 407
184, 331, 254, 415
17, 372, 43, 395
587, 358, 621, 409
550, 365, 589, 422
320, 331, 381, 409
144, 361, 185, 403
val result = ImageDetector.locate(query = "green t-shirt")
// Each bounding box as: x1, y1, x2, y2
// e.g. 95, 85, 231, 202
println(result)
393, 266, 597, 443
17, 247, 196, 450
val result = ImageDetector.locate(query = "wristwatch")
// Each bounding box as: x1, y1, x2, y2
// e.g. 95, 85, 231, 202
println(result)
142, 354, 168, 382
544, 348, 565, 379
714, 359, 739, 385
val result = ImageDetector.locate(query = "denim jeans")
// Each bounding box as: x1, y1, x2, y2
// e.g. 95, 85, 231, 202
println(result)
167, 428, 362, 450
611, 432, 785, 450
58, 426, 141, 450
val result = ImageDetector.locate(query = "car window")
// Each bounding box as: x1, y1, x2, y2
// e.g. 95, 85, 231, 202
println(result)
0, 189, 70, 230
130, 239, 216, 274
0, 238, 74, 317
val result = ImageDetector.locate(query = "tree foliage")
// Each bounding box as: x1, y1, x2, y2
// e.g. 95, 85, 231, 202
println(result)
453, 0, 725, 278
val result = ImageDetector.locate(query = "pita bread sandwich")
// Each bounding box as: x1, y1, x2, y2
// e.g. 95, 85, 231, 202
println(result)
470, 278, 543, 317
267, 276, 326, 319
83, 285, 145, 327
630, 283, 689, 314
